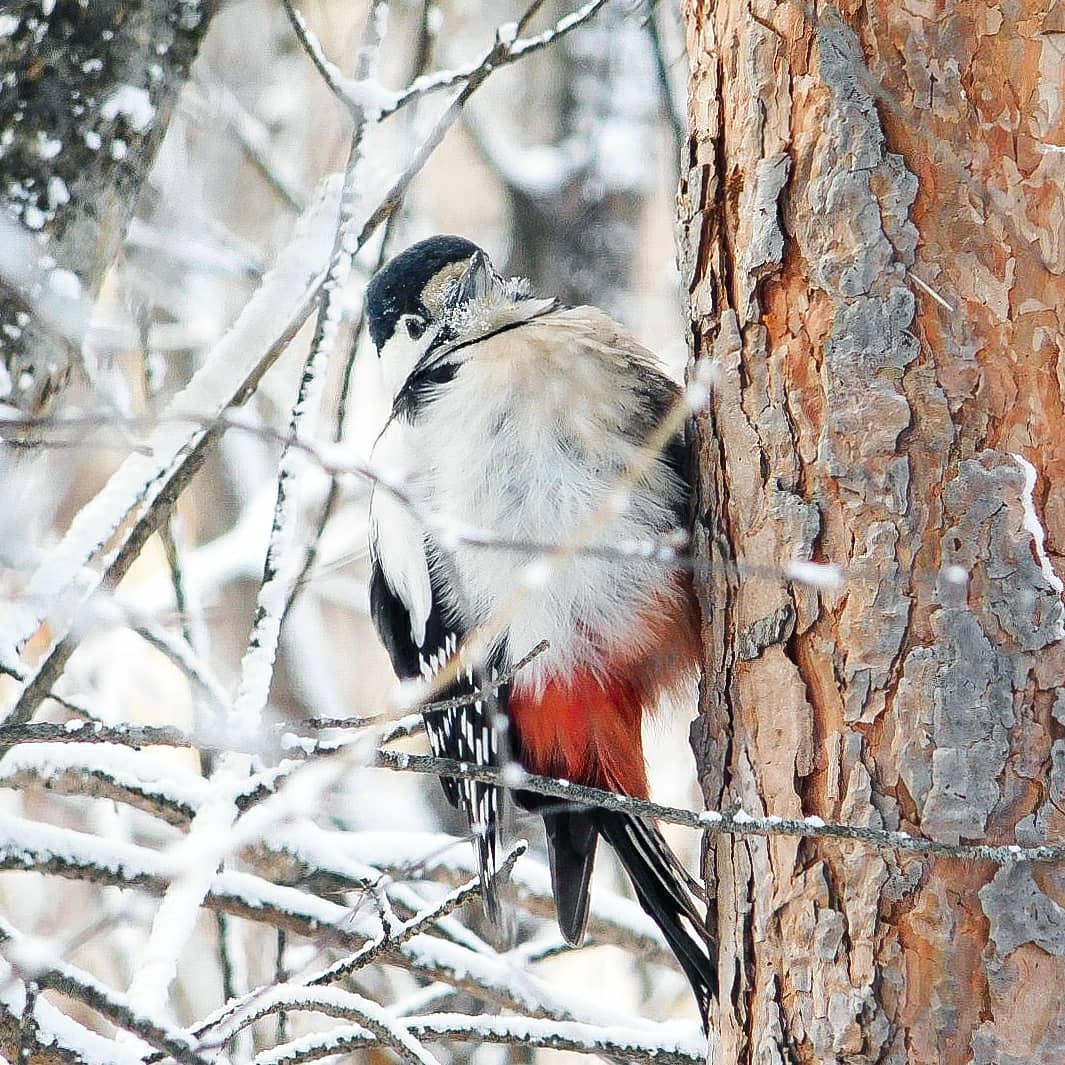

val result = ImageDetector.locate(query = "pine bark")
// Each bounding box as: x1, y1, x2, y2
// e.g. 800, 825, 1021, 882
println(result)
679, 3, 1065, 1062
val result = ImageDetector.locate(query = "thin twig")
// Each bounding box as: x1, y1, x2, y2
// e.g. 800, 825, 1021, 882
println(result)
309, 841, 527, 986
0, 920, 211, 1065
377, 0, 611, 119
9, 663, 1051, 868
279, 0, 362, 117
251, 1012, 703, 1065
371, 749, 1065, 866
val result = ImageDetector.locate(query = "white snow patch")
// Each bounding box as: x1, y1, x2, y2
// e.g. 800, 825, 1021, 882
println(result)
501, 761, 527, 787
1013, 452, 1065, 642
0, 15, 20, 36
110, 138, 128, 160
340, 77, 401, 119
101, 84, 155, 132
1013, 453, 1064, 594
943, 564, 969, 585
84, 129, 102, 150
35, 132, 62, 160
48, 267, 81, 300
46, 175, 69, 207
280, 731, 316, 755
22, 205, 45, 229
784, 559, 844, 590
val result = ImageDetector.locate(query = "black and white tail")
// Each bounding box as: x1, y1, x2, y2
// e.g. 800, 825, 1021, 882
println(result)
592, 811, 717, 1027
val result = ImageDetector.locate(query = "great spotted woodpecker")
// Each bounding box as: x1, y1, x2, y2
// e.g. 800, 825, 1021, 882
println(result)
365, 235, 716, 1021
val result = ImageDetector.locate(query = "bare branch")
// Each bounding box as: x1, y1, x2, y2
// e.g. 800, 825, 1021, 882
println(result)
379, 0, 611, 118
370, 749, 1065, 866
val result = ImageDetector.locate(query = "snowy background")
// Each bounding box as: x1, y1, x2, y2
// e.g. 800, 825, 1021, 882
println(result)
0, 1, 711, 1062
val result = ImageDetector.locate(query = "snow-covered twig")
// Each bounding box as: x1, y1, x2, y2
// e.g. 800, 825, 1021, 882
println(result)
14, 726, 1061, 872
251, 1011, 704, 1065
309, 840, 527, 986
189, 846, 527, 1056
233, 0, 389, 741
279, 0, 377, 120
0, 919, 209, 1065
3, 407, 858, 596
417, 1012, 703, 1064
0, 719, 194, 749
371, 749, 1065, 866
0, 744, 203, 826
0, 177, 340, 730
0, 813, 649, 1025
379, 0, 611, 118
351, 0, 589, 252
219, 984, 445, 1065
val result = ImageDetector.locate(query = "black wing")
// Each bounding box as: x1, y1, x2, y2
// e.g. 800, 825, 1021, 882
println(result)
369, 544, 505, 920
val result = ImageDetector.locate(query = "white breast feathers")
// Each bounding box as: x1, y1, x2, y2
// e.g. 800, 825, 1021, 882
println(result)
410, 307, 687, 693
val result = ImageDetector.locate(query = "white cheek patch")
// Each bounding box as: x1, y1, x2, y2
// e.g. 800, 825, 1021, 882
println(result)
378, 330, 426, 402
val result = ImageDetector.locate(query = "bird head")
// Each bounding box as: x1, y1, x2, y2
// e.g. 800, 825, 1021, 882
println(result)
365, 236, 537, 404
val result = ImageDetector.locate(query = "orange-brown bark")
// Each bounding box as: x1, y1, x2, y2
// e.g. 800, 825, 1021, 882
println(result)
680, 2, 1065, 1062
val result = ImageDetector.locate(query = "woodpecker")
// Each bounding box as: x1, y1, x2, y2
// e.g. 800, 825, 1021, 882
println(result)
365, 235, 716, 1022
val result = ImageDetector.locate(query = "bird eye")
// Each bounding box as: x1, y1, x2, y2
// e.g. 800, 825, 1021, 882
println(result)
405, 316, 426, 341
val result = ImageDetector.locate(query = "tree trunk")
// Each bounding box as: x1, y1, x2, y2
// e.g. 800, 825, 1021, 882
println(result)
0, 0, 215, 418
679, 3, 1065, 1062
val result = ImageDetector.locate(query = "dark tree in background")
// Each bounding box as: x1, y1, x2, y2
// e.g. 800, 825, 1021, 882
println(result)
0, 1, 215, 418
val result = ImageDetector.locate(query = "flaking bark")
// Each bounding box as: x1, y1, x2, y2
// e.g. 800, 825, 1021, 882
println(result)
680, 2, 1065, 1062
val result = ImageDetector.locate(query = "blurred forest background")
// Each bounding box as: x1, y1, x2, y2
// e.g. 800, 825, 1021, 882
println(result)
0, 1, 712, 1062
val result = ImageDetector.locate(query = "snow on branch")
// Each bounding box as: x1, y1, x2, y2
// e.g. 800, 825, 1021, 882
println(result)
231, 0, 388, 741
0, 175, 341, 729
0, 0, 607, 740
0, 811, 655, 1027
371, 749, 1065, 867
0, 917, 208, 1065
253, 1011, 704, 1065
380, 0, 612, 119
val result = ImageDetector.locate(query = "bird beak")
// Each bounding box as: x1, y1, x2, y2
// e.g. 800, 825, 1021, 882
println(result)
448, 250, 494, 313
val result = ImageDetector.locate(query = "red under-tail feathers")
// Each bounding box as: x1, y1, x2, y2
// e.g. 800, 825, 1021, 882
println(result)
508, 580, 717, 1026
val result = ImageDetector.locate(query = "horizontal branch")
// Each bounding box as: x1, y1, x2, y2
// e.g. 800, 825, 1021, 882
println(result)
11, 713, 1061, 868
0, 813, 644, 1026
0, 719, 194, 748
371, 749, 1065, 866
1, 406, 850, 588
8, 707, 1060, 872
252, 1011, 704, 1065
